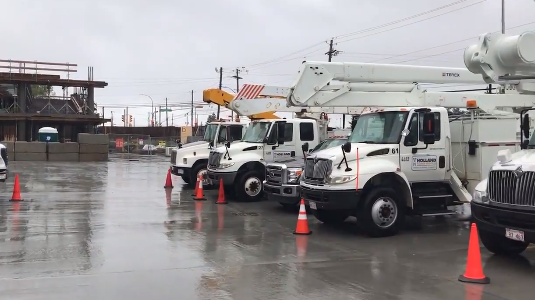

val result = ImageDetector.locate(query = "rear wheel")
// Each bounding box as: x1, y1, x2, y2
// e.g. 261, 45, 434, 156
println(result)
357, 187, 405, 237
479, 228, 529, 255
312, 210, 349, 225
235, 170, 264, 202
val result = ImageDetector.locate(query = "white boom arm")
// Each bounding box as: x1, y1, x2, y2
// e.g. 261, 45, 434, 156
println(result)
228, 84, 373, 116
464, 31, 535, 92
286, 37, 535, 111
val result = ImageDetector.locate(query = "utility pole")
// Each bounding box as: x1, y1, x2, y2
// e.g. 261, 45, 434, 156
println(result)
231, 68, 243, 120
126, 106, 129, 127
123, 109, 126, 127
217, 67, 223, 119
165, 97, 169, 127
326, 38, 344, 126
501, 0, 505, 34
191, 90, 194, 130
158, 105, 162, 127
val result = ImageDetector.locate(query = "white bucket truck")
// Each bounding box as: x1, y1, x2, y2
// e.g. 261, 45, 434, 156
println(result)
465, 30, 535, 255
170, 121, 246, 187
285, 46, 535, 237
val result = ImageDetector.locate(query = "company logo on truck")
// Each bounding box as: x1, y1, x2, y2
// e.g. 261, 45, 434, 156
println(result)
442, 72, 460, 77
411, 155, 437, 171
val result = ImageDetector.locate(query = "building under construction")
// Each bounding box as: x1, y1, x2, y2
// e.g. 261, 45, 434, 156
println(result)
0, 59, 109, 142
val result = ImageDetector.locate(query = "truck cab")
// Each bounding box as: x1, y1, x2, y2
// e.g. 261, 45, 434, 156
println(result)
264, 137, 348, 209
0, 143, 7, 182
300, 106, 519, 237
170, 121, 246, 187
206, 118, 328, 201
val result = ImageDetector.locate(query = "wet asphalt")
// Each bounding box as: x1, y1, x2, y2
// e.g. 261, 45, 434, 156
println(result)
0, 156, 533, 300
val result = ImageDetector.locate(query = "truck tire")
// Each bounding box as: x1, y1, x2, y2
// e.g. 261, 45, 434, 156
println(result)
189, 164, 209, 188
312, 210, 349, 225
181, 175, 190, 184
479, 228, 529, 255
357, 187, 405, 238
235, 170, 264, 202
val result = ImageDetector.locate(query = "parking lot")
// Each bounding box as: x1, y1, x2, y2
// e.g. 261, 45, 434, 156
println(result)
0, 158, 533, 299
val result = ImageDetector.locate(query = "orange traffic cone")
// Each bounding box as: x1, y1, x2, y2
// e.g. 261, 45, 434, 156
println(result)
458, 223, 490, 284
164, 168, 173, 189
293, 199, 312, 235
215, 179, 227, 204
10, 174, 23, 202
191, 174, 199, 196
193, 174, 206, 201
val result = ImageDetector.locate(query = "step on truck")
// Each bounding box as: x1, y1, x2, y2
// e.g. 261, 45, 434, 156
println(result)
264, 137, 349, 209
467, 30, 535, 255
284, 34, 535, 237
170, 121, 246, 187
206, 117, 331, 202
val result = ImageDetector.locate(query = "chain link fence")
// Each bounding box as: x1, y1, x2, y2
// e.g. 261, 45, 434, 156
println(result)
108, 134, 186, 156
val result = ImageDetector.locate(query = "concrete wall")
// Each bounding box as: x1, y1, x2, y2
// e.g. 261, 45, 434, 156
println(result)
3, 134, 109, 162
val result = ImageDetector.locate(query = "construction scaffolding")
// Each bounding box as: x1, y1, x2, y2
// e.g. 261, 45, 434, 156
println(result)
0, 59, 110, 141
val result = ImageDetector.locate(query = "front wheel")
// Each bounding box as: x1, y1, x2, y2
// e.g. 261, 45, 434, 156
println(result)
189, 164, 209, 188
235, 170, 264, 202
479, 228, 529, 255
357, 187, 405, 238
312, 210, 349, 225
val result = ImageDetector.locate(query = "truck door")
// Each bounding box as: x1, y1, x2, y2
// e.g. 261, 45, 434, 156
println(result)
399, 110, 447, 182
272, 122, 296, 162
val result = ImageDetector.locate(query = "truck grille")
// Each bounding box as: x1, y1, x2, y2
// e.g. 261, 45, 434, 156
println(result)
303, 158, 332, 184
488, 170, 535, 207
208, 152, 222, 168
266, 165, 284, 185
170, 149, 177, 165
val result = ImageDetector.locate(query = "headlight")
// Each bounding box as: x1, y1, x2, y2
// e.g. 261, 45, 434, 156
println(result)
472, 189, 489, 203
287, 168, 303, 184
182, 158, 187, 164
218, 162, 235, 169
326, 175, 357, 184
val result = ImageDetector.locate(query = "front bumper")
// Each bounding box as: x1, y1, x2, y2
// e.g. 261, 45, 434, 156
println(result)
0, 169, 7, 182
170, 165, 190, 176
471, 201, 535, 244
300, 185, 361, 211
207, 170, 237, 186
264, 182, 300, 205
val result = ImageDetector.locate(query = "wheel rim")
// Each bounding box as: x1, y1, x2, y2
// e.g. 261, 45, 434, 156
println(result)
244, 176, 261, 197
370, 197, 397, 228
197, 169, 210, 185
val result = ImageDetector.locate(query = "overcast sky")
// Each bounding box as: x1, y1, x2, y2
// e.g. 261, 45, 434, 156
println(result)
1, 0, 534, 127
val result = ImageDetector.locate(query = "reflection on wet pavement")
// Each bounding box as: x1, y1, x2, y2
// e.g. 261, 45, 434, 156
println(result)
0, 158, 533, 299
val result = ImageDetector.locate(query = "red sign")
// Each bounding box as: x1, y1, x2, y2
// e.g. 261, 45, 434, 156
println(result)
116, 138, 123, 148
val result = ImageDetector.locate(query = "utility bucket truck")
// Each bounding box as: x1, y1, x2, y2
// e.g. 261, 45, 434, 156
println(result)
286, 46, 535, 237
463, 30, 535, 255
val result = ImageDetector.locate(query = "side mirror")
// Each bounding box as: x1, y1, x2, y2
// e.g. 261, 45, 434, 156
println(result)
521, 139, 529, 150
342, 141, 351, 153
422, 112, 436, 144
225, 141, 231, 148
522, 114, 530, 139
277, 122, 286, 145
178, 143, 182, 149
209, 141, 214, 148
302, 142, 309, 152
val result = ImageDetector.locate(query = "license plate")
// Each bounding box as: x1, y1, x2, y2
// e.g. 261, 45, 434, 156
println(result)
0, 174, 6, 180
175, 169, 183, 175
309, 201, 317, 210
505, 228, 525, 242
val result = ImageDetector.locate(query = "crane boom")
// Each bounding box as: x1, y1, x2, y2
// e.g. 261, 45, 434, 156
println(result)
202, 88, 279, 120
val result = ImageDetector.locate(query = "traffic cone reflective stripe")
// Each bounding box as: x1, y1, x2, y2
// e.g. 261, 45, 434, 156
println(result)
10, 174, 23, 202
192, 174, 200, 196
293, 199, 312, 235
215, 178, 227, 204
164, 168, 173, 189
458, 223, 490, 284
193, 174, 206, 201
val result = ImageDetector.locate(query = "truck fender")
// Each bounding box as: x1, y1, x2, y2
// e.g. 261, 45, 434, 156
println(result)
360, 170, 413, 209
237, 161, 266, 179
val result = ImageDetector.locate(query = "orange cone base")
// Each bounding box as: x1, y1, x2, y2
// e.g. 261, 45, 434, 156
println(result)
193, 196, 206, 201
9, 198, 23, 202
458, 275, 490, 284
293, 230, 312, 235
164, 185, 173, 189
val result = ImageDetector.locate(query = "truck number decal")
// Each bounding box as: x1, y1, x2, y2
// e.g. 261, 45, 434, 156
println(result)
401, 155, 409, 162
411, 155, 438, 171
391, 148, 398, 154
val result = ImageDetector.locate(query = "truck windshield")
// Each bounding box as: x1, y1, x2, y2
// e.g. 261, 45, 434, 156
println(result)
242, 122, 271, 143
348, 111, 408, 144
203, 124, 218, 142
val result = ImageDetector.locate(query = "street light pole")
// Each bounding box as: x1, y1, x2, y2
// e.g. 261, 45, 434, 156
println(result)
140, 94, 154, 126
